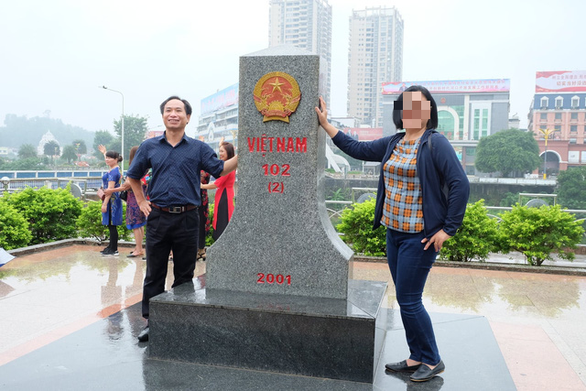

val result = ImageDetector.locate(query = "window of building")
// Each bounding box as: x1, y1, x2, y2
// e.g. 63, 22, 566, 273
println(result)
555, 96, 563, 110
555, 125, 561, 132
571, 96, 579, 109
555, 113, 562, 120
571, 125, 578, 133
540, 113, 547, 120
540, 96, 548, 109
571, 112, 578, 120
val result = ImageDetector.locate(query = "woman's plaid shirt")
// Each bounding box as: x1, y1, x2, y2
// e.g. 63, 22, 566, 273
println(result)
380, 138, 424, 233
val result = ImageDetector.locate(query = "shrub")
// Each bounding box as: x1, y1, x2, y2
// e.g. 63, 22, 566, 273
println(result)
5, 185, 83, 245
336, 198, 386, 256
0, 201, 32, 250
76, 200, 132, 242
498, 204, 584, 266
439, 200, 499, 262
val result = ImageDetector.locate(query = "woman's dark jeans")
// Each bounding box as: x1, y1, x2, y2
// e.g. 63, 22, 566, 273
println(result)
386, 229, 441, 366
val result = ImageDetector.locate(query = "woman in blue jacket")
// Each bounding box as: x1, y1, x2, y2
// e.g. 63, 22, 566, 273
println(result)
316, 85, 469, 382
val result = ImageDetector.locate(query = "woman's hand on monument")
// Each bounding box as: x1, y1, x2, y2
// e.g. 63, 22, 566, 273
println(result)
314, 97, 338, 138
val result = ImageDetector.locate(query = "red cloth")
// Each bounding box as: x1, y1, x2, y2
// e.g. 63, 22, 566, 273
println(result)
212, 171, 235, 229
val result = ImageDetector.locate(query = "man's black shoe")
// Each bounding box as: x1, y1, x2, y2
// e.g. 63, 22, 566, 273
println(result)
410, 360, 445, 382
138, 326, 149, 342
385, 360, 421, 372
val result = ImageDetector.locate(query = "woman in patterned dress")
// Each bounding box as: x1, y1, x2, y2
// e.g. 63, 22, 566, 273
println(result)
197, 170, 211, 261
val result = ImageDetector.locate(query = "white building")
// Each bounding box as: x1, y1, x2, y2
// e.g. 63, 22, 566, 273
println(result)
195, 84, 239, 152
269, 0, 332, 104
347, 7, 403, 127
37, 131, 60, 156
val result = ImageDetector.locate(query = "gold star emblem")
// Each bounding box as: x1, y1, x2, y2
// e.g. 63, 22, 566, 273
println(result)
269, 77, 284, 93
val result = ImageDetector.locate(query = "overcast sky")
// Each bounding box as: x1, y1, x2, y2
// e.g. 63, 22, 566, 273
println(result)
0, 0, 583, 139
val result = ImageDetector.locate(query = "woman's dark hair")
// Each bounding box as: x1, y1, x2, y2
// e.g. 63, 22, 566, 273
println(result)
128, 146, 139, 166
392, 85, 439, 130
220, 142, 235, 160
106, 150, 123, 163
160, 96, 192, 116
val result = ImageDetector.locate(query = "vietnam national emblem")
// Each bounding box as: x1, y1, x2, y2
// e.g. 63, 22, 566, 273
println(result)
253, 72, 301, 123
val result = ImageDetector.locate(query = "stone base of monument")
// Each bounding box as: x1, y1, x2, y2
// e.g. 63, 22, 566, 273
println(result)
148, 277, 387, 383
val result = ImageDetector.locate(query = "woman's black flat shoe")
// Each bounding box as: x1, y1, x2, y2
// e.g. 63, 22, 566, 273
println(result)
385, 360, 421, 372
410, 360, 445, 382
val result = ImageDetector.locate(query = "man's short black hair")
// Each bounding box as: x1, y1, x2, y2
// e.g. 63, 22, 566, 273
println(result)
392, 85, 438, 130
160, 96, 192, 116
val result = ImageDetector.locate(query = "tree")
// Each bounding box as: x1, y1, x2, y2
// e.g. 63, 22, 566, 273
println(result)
113, 114, 148, 159
557, 167, 586, 209
18, 143, 37, 159
61, 145, 78, 163
92, 130, 114, 160
475, 129, 541, 177
43, 140, 60, 165
72, 139, 87, 160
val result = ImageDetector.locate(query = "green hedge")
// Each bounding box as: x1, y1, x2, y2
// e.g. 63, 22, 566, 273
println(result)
0, 201, 32, 250
3, 185, 82, 245
335, 197, 585, 266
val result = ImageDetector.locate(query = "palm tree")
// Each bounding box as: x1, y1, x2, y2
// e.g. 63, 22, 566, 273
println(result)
18, 143, 37, 159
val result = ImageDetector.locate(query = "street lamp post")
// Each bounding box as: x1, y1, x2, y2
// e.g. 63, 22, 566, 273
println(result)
100, 86, 125, 172
538, 128, 557, 179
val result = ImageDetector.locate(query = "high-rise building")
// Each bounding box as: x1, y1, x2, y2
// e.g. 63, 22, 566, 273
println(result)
269, 0, 332, 102
347, 7, 403, 127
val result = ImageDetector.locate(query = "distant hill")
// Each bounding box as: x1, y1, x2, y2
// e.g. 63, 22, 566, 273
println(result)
0, 114, 95, 151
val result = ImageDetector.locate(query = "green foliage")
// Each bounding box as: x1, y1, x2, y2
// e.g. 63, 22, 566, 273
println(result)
76, 200, 132, 242
61, 145, 78, 163
92, 130, 115, 160
498, 204, 584, 266
72, 139, 87, 155
18, 143, 37, 159
336, 198, 386, 256
113, 115, 148, 160
499, 192, 518, 207
439, 200, 499, 262
0, 201, 32, 250
557, 167, 586, 209
2, 157, 47, 170
5, 185, 83, 245
43, 140, 60, 158
475, 129, 541, 177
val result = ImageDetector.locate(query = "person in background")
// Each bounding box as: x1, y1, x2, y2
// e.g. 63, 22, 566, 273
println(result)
126, 96, 238, 342
197, 170, 211, 261
104, 146, 147, 258
315, 86, 469, 382
99, 147, 123, 256
201, 141, 236, 241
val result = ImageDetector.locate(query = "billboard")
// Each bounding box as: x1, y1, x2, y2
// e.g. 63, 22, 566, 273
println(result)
382, 79, 510, 95
342, 128, 383, 141
535, 71, 586, 93
200, 83, 239, 115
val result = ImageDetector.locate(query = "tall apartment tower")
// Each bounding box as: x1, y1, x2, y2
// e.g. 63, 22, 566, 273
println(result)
269, 0, 332, 103
348, 7, 403, 127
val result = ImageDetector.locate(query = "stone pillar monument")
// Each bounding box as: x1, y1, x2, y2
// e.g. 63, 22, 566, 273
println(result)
148, 46, 387, 384
206, 45, 352, 299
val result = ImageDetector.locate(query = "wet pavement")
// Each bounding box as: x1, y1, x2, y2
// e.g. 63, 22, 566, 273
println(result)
1, 244, 585, 390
